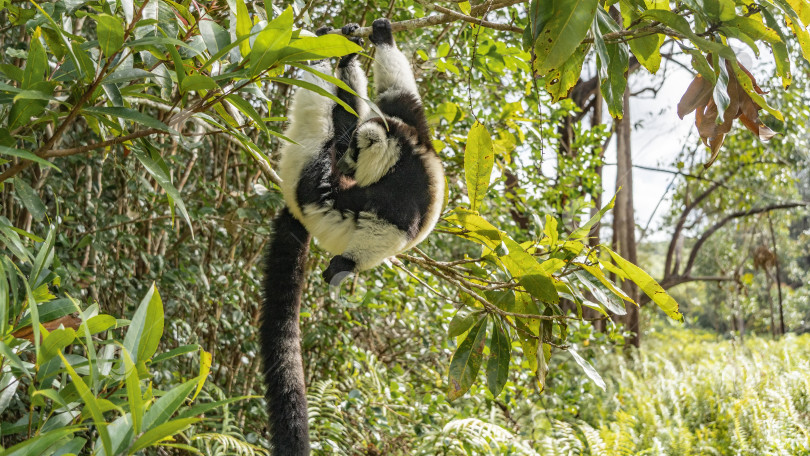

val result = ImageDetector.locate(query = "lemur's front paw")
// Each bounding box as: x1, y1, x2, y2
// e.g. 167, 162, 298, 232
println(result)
323, 255, 356, 286
370, 18, 394, 46
315, 26, 332, 37
338, 23, 364, 67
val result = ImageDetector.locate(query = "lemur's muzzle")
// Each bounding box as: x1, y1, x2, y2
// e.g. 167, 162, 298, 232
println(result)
337, 153, 355, 176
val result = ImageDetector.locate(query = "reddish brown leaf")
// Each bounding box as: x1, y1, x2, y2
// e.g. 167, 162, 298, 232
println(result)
679, 61, 776, 168
677, 75, 713, 119
12, 314, 83, 342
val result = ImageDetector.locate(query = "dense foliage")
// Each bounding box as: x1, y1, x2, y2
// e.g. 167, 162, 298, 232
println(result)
1, 0, 809, 454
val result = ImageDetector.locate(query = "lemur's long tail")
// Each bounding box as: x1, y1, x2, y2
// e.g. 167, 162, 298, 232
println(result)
261, 208, 311, 456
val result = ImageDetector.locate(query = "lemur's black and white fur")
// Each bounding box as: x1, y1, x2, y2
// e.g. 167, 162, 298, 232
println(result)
262, 19, 445, 456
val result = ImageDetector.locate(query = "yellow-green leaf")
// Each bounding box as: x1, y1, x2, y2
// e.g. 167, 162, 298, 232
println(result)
464, 122, 494, 211
96, 14, 124, 57
603, 246, 683, 322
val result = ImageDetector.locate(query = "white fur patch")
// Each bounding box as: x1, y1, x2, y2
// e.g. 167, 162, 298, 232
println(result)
353, 122, 400, 187
404, 150, 445, 251
373, 45, 419, 99
344, 215, 409, 270
299, 203, 408, 271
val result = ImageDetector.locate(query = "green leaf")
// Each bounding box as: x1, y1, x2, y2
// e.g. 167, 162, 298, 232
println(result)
132, 145, 193, 232
16, 298, 73, 328
13, 178, 46, 221
442, 208, 502, 250
199, 17, 230, 56
174, 395, 254, 420
0, 427, 80, 456
486, 318, 511, 397
641, 9, 736, 60
271, 77, 357, 116
122, 348, 144, 435
83, 107, 170, 132
193, 350, 211, 401
150, 344, 201, 364
448, 310, 478, 338
79, 314, 117, 335
236, 0, 252, 57
702, 0, 737, 22
448, 315, 488, 400
713, 57, 731, 123
22, 27, 48, 89
603, 246, 683, 322
289, 62, 360, 98
180, 74, 218, 94
277, 34, 363, 63
129, 418, 200, 453
501, 237, 559, 304
464, 122, 494, 211
594, 11, 629, 118
545, 44, 588, 102
533, 0, 599, 76
0, 261, 7, 337
41, 327, 77, 362
225, 94, 268, 134
58, 351, 112, 454
249, 7, 294, 76
96, 14, 124, 57
0, 146, 59, 171
570, 194, 616, 240
122, 284, 164, 364
629, 32, 663, 74
568, 348, 606, 390
142, 378, 197, 429
104, 68, 155, 84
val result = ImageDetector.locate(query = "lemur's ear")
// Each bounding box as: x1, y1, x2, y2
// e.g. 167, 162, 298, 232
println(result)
356, 122, 386, 148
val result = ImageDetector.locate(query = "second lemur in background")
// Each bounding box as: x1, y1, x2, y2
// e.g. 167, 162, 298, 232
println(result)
262, 18, 445, 455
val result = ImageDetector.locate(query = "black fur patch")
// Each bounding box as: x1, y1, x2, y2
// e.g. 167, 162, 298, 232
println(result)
332, 138, 432, 239
370, 18, 394, 46
261, 209, 311, 456
376, 92, 432, 146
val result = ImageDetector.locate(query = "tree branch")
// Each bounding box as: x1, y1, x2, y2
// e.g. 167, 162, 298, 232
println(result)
681, 202, 809, 278
328, 0, 527, 36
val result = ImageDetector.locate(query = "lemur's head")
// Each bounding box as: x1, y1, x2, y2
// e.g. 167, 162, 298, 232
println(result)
338, 117, 419, 187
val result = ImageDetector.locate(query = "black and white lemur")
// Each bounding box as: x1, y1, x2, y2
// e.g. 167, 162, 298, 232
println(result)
261, 19, 445, 455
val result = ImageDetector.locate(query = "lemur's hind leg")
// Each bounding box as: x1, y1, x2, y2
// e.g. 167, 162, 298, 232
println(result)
369, 18, 419, 99
333, 24, 369, 156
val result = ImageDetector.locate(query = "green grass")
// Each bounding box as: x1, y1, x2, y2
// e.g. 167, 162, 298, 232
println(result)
566, 330, 810, 456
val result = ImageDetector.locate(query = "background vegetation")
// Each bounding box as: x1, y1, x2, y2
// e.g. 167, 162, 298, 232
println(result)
1, 0, 809, 454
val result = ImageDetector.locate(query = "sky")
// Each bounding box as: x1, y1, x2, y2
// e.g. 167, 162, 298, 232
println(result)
601, 62, 697, 242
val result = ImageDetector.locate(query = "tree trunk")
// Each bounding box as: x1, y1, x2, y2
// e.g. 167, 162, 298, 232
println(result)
612, 89, 640, 348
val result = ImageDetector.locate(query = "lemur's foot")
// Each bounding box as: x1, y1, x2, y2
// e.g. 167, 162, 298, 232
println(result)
370, 18, 393, 46
323, 255, 356, 286
315, 26, 332, 37
341, 23, 363, 45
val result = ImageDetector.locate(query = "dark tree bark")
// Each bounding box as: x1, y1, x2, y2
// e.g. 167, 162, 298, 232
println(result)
612, 89, 640, 348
